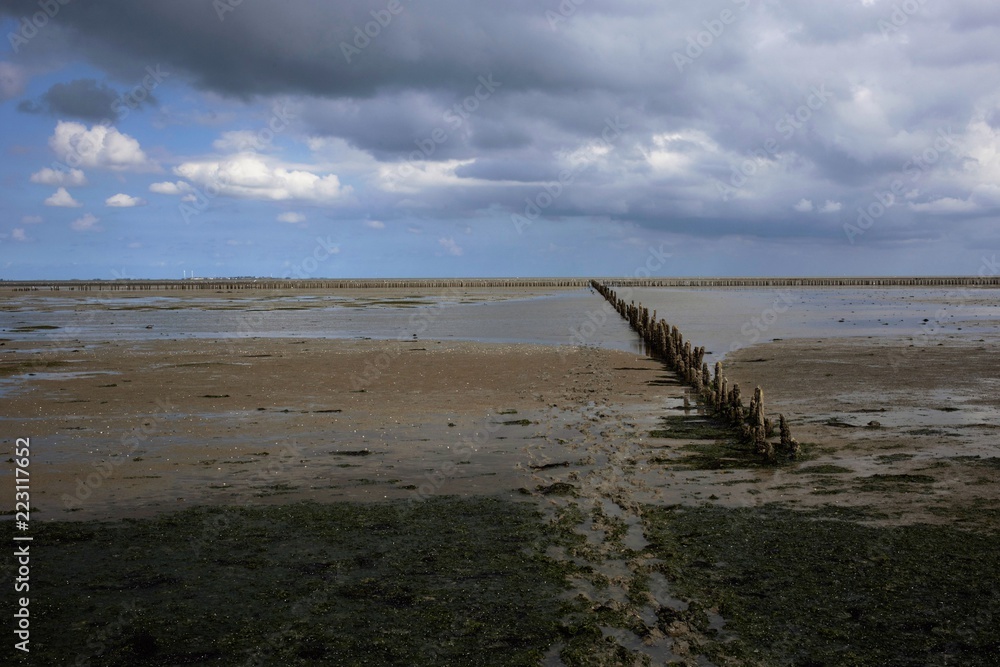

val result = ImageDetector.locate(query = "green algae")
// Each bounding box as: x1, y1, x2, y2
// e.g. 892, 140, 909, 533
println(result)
792, 464, 853, 475
10, 497, 573, 666
641, 504, 1000, 666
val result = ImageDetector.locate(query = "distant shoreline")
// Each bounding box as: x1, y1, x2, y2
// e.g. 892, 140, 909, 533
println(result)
4, 276, 1000, 290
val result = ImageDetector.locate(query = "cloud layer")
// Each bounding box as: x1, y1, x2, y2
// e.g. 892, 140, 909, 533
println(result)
3, 0, 1000, 277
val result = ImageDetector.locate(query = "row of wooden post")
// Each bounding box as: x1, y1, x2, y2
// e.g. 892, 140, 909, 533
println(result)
8, 275, 1000, 291
5, 279, 593, 291
590, 280, 799, 462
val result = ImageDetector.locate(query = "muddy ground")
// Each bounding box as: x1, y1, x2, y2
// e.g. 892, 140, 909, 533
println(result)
723, 335, 1000, 529
0, 337, 665, 519
1, 293, 998, 665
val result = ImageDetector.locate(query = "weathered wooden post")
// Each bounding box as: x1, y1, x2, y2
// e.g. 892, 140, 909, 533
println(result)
719, 375, 729, 416
682, 342, 692, 383
779, 414, 800, 459
752, 387, 773, 461
714, 362, 723, 410
731, 383, 743, 422
590, 281, 795, 465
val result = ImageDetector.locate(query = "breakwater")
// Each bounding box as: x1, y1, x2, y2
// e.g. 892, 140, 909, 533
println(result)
5, 275, 1000, 291
590, 280, 798, 462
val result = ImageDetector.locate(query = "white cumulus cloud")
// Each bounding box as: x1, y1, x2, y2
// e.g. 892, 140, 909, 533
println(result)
49, 121, 155, 171
149, 181, 193, 195
364, 220, 385, 230
44, 187, 81, 207
793, 199, 814, 213
105, 193, 146, 207
11, 228, 28, 242
30, 167, 88, 187
175, 153, 351, 202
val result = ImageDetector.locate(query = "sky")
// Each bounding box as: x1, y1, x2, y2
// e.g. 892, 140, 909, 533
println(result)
0, 0, 998, 280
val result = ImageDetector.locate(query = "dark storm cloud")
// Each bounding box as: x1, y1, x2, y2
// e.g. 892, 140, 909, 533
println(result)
1, 0, 637, 97
1, 0, 687, 155
15, 77, 154, 123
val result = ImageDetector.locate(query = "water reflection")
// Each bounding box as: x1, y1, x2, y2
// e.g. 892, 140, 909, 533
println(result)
2, 287, 997, 363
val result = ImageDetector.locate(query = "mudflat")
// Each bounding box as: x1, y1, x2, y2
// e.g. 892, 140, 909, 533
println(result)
721, 335, 1000, 527
2, 287, 999, 665
1, 337, 662, 520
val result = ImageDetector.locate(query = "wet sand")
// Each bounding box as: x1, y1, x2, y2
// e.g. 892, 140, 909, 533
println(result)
720, 334, 1000, 528
1, 336, 668, 520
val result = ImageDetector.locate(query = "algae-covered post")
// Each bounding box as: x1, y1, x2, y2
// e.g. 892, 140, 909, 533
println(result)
713, 362, 723, 410
779, 414, 800, 459
731, 383, 743, 422
683, 341, 692, 383
751, 387, 774, 461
